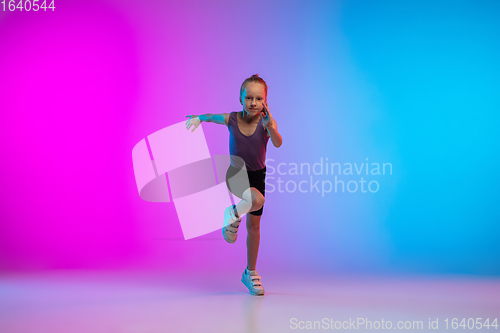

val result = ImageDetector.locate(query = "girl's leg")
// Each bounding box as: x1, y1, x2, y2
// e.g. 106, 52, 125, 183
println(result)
246, 213, 262, 271
234, 187, 265, 270
234, 187, 265, 217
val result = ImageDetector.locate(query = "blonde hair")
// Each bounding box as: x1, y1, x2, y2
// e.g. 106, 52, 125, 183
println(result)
240, 74, 268, 98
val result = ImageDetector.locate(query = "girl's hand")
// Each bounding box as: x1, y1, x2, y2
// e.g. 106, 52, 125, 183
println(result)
261, 102, 274, 129
185, 115, 201, 132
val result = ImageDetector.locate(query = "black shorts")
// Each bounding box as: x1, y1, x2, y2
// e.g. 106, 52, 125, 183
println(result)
225, 165, 266, 216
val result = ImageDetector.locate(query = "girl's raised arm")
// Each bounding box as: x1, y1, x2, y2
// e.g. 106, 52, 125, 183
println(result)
185, 113, 230, 132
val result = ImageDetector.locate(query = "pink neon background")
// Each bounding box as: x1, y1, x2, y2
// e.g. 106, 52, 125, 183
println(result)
0, 0, 294, 273
0, 1, 143, 270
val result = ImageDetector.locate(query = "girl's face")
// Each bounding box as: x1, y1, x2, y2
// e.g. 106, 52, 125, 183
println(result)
240, 82, 266, 116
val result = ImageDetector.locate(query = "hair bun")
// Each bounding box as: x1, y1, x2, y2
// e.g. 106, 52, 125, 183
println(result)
240, 74, 268, 97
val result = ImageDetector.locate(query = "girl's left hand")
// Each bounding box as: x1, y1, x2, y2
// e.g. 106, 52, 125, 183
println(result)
261, 101, 274, 129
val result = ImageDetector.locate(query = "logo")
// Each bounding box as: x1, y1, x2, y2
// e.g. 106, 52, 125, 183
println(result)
132, 121, 248, 240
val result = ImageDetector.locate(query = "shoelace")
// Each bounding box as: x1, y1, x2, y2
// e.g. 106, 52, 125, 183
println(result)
225, 220, 240, 233
245, 270, 263, 287
224, 208, 241, 235
249, 275, 262, 287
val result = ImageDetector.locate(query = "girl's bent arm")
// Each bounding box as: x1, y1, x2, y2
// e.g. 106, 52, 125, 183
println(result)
267, 123, 283, 148
199, 113, 230, 127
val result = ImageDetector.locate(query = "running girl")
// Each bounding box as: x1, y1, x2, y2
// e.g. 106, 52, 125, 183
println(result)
185, 74, 282, 295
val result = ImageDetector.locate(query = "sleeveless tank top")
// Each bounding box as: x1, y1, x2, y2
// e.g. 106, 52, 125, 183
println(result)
228, 111, 270, 171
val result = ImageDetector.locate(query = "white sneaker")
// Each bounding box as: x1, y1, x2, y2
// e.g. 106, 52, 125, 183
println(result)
223, 205, 241, 244
241, 268, 265, 296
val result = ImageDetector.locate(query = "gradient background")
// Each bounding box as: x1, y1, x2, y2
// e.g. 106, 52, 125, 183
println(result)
0, 0, 499, 277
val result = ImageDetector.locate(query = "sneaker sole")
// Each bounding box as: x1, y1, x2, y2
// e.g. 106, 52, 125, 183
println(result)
223, 206, 240, 244
222, 227, 236, 244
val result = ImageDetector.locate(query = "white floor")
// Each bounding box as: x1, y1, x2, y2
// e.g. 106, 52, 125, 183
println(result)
1, 269, 499, 333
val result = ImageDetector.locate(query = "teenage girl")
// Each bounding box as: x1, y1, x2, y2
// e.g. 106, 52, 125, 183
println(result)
185, 74, 282, 295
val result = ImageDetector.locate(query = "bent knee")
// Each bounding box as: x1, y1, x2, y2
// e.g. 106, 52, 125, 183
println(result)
252, 190, 265, 207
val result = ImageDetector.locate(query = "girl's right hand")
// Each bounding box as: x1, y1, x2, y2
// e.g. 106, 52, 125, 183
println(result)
185, 115, 201, 132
